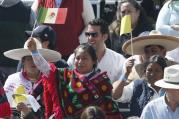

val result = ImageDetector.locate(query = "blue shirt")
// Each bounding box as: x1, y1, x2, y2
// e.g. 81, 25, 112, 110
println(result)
140, 95, 179, 119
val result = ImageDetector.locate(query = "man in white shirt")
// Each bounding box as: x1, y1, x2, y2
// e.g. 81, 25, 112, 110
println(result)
68, 18, 126, 83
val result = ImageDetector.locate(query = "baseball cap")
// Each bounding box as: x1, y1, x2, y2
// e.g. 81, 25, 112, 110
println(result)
25, 25, 56, 47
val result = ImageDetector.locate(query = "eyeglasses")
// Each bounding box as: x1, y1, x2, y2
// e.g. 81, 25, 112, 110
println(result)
85, 32, 98, 38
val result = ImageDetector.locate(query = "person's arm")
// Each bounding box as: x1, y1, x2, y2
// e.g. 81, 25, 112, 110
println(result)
27, 38, 51, 77
112, 58, 135, 102
156, 1, 179, 36
79, 0, 95, 44
171, 24, 179, 31
112, 76, 135, 103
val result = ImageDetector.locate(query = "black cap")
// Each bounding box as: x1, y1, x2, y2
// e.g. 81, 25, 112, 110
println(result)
25, 25, 56, 49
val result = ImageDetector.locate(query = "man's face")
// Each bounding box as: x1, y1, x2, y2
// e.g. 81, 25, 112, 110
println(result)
144, 45, 166, 60
85, 25, 106, 49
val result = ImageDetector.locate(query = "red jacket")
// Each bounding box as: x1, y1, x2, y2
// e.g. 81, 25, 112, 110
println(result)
0, 82, 11, 118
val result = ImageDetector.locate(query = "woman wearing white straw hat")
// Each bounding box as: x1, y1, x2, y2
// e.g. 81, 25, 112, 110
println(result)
141, 64, 179, 119
3, 38, 61, 118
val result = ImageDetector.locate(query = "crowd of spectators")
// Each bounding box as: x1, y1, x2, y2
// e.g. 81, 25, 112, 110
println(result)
1, 0, 179, 119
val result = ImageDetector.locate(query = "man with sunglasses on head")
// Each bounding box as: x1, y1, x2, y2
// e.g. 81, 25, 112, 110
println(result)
68, 18, 126, 83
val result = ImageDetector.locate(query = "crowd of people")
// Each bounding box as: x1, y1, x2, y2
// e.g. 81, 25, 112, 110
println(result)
1, 0, 179, 119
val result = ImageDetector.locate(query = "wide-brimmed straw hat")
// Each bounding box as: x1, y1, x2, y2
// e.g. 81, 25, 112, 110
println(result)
122, 30, 179, 55
155, 64, 179, 89
4, 38, 61, 62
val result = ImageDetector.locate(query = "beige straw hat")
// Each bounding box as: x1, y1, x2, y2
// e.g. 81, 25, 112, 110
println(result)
4, 38, 61, 62
122, 30, 179, 55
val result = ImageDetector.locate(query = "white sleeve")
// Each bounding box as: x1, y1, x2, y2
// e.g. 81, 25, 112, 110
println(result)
79, 0, 95, 44
3, 76, 15, 107
114, 82, 134, 103
31, 51, 51, 77
156, 1, 179, 36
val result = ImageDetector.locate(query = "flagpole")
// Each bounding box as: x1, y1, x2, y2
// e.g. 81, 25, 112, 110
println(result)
30, 19, 38, 38
130, 32, 133, 56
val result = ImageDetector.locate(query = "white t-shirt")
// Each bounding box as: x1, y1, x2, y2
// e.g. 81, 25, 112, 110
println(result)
4, 72, 33, 107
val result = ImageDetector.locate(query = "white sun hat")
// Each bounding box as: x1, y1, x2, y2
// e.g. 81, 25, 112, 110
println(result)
155, 64, 179, 89
4, 38, 61, 62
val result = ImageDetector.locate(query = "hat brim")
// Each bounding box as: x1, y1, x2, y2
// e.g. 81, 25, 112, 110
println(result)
155, 80, 179, 89
122, 35, 179, 55
4, 48, 61, 62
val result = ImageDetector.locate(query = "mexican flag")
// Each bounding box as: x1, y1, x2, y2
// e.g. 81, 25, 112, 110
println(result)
37, 7, 68, 24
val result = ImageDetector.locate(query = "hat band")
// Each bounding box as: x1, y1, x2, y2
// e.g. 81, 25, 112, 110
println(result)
164, 81, 179, 84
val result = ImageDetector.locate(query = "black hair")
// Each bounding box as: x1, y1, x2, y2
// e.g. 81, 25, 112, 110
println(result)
38, 26, 56, 50
144, 55, 167, 71
74, 43, 98, 69
88, 18, 109, 35
80, 106, 106, 119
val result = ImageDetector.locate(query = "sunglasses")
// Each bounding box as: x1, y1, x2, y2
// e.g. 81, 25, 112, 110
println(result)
85, 32, 98, 37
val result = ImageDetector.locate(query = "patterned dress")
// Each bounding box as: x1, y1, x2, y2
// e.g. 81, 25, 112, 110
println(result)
43, 64, 122, 119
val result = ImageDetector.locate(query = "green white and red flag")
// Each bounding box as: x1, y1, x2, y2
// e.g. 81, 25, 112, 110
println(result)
37, 7, 68, 24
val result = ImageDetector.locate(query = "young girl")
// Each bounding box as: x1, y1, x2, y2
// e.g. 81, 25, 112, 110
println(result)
27, 38, 122, 119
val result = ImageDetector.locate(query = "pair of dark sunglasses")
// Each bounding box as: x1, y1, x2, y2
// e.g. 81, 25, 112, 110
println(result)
85, 32, 98, 37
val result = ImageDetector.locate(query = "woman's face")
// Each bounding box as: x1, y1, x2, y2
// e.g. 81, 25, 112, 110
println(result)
120, 2, 140, 27
23, 56, 39, 74
74, 48, 96, 74
146, 63, 164, 86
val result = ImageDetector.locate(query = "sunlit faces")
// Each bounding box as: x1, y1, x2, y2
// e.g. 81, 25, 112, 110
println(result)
74, 48, 96, 74
144, 45, 166, 60
120, 2, 140, 27
146, 63, 164, 87
86, 25, 105, 48
22, 56, 39, 74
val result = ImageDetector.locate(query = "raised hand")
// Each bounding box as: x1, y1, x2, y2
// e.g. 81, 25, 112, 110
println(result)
125, 59, 135, 76
27, 37, 37, 52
